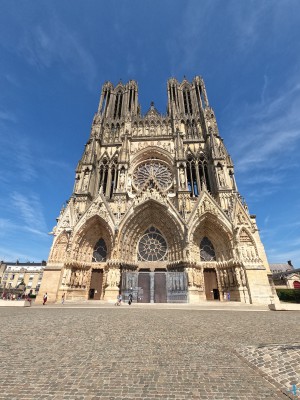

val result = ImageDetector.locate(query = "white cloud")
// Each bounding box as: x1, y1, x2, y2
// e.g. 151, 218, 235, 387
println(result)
10, 192, 48, 236
19, 18, 97, 89
230, 77, 300, 175
0, 133, 37, 182
0, 110, 17, 123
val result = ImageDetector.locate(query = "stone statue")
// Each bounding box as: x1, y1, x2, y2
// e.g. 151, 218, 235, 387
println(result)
82, 270, 88, 287
70, 270, 75, 286
218, 170, 225, 187
194, 269, 202, 287
179, 167, 186, 189
83, 172, 89, 191
240, 268, 247, 286
187, 268, 195, 287
119, 169, 125, 189
74, 271, 80, 286
202, 198, 211, 212
235, 267, 242, 287
108, 268, 120, 287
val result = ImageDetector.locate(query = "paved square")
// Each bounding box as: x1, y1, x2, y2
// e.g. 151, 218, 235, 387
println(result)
0, 305, 299, 399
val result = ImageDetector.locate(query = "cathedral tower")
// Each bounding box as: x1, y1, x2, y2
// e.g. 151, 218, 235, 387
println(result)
38, 77, 276, 304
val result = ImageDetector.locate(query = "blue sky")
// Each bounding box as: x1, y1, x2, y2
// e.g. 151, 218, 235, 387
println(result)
0, 0, 300, 266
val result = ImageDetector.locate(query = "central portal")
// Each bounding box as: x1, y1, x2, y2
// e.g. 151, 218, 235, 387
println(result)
121, 270, 188, 303
137, 272, 151, 303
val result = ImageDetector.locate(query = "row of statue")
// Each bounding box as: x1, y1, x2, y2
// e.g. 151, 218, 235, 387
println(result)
61, 266, 247, 291
186, 268, 203, 288
63, 269, 89, 288
218, 267, 247, 288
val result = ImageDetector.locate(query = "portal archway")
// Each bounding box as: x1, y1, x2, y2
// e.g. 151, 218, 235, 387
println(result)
118, 200, 184, 264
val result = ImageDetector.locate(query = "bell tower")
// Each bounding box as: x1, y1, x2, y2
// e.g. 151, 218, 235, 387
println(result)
37, 76, 277, 306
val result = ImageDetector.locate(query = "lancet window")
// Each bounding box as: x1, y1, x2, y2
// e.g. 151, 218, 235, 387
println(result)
113, 90, 123, 119
99, 156, 119, 199
99, 158, 109, 194
138, 226, 168, 262
100, 88, 111, 115
200, 237, 216, 261
92, 238, 107, 262
186, 154, 211, 197
183, 88, 193, 115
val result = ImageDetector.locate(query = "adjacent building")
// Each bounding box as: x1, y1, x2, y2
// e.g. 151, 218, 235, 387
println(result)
270, 261, 300, 289
0, 261, 46, 294
37, 77, 277, 304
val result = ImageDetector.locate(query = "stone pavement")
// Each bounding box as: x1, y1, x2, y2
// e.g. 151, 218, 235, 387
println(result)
0, 305, 299, 399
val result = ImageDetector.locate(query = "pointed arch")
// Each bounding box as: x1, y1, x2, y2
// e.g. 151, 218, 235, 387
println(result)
49, 232, 69, 263
71, 215, 113, 263
189, 213, 233, 262
118, 200, 184, 263
92, 238, 107, 262
238, 227, 259, 260
200, 237, 216, 261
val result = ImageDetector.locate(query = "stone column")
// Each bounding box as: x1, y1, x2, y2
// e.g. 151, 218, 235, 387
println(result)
105, 166, 112, 198
215, 269, 223, 302
150, 272, 155, 303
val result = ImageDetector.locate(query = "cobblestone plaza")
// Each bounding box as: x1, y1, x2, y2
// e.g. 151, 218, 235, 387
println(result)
0, 305, 299, 399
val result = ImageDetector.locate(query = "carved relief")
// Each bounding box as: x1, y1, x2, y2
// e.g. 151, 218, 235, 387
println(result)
44, 77, 272, 306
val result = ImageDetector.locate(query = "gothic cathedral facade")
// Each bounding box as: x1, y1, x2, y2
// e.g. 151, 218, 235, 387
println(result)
38, 77, 275, 304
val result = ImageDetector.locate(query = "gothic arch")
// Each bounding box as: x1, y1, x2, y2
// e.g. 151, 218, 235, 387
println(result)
190, 214, 233, 262
49, 231, 69, 263
71, 215, 113, 263
118, 200, 184, 263
131, 146, 173, 170
237, 227, 259, 260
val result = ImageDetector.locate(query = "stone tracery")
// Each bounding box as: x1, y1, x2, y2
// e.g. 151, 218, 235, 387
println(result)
39, 76, 275, 306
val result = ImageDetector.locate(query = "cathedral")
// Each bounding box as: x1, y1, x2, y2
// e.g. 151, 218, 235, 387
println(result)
37, 76, 276, 304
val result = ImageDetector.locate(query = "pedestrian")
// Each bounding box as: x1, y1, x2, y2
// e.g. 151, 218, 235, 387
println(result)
61, 293, 65, 305
227, 292, 230, 301
43, 292, 48, 305
115, 292, 122, 306
128, 292, 133, 305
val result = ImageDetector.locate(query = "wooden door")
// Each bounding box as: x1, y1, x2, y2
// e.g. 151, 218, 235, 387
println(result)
154, 273, 167, 303
89, 270, 103, 300
137, 273, 150, 303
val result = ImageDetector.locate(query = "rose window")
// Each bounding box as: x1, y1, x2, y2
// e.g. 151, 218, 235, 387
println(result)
92, 238, 107, 262
133, 160, 172, 190
138, 227, 168, 261
200, 237, 216, 261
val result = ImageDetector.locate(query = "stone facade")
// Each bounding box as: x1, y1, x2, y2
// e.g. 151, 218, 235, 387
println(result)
37, 77, 276, 304
0, 261, 46, 294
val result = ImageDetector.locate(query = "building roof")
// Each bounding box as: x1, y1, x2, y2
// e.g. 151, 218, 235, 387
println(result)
1, 261, 46, 266
269, 263, 295, 273
5, 265, 44, 272
0, 261, 46, 273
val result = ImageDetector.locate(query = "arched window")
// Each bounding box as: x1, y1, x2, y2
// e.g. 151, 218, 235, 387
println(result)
182, 88, 193, 115
186, 156, 198, 197
200, 237, 216, 261
92, 239, 107, 262
138, 226, 168, 261
114, 91, 123, 119
99, 158, 109, 194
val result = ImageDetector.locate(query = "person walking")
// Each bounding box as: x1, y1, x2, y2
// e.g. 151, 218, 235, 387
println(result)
128, 292, 133, 305
43, 292, 48, 305
115, 292, 122, 306
61, 293, 65, 305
